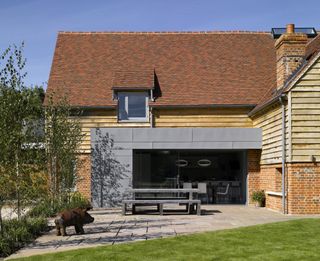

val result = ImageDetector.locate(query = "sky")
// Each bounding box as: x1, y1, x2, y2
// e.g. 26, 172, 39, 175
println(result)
1, 0, 320, 87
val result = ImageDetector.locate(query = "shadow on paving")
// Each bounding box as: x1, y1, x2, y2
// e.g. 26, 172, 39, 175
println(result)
26, 230, 177, 250
8, 206, 302, 260
122, 208, 221, 216
91, 210, 122, 215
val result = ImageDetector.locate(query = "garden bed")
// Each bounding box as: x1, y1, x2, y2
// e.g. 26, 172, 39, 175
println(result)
0, 217, 48, 257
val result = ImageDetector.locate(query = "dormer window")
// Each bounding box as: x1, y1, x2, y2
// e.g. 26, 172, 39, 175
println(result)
118, 92, 149, 122
112, 69, 155, 122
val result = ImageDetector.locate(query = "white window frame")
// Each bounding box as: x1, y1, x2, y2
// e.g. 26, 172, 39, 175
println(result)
118, 92, 149, 122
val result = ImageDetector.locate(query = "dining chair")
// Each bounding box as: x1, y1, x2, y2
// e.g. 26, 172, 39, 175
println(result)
198, 182, 209, 204
183, 182, 192, 189
182, 182, 192, 199
216, 183, 230, 203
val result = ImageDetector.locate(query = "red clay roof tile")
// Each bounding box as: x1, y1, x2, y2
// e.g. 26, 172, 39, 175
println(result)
112, 70, 154, 90
46, 31, 277, 107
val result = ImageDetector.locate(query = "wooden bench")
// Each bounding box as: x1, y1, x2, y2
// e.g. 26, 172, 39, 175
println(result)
122, 199, 201, 216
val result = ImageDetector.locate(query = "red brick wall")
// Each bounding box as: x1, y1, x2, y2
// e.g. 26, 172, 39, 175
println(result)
287, 163, 320, 214
247, 150, 261, 205
275, 33, 307, 88
259, 164, 284, 212
76, 154, 91, 200
266, 195, 282, 211
257, 163, 320, 214
247, 149, 285, 212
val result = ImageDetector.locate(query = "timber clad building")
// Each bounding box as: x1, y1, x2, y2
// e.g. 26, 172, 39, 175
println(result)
46, 24, 320, 214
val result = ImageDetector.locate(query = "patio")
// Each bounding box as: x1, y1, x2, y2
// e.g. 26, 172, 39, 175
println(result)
7, 205, 302, 259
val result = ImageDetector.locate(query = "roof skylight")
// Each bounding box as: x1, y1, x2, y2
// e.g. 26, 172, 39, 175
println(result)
271, 27, 317, 39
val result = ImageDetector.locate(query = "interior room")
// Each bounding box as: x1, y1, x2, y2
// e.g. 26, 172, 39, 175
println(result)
133, 149, 247, 204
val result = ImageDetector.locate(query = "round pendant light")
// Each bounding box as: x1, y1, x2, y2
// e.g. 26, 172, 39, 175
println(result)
197, 159, 212, 167
175, 159, 188, 167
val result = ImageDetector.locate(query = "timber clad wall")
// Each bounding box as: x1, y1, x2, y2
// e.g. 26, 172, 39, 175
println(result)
252, 106, 289, 165
77, 110, 150, 153
154, 108, 253, 128
78, 108, 253, 153
290, 58, 320, 162
251, 57, 320, 214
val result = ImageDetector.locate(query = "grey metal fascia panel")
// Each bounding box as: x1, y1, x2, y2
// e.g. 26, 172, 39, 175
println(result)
232, 141, 262, 149
91, 127, 262, 149
151, 141, 233, 149
133, 128, 192, 142
192, 128, 261, 142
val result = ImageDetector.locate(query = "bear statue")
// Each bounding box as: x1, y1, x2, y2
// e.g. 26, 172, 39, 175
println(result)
54, 207, 94, 236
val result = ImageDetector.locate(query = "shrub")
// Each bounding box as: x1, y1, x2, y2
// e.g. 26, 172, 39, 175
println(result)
27, 198, 55, 218
27, 217, 48, 236
0, 237, 11, 257
65, 192, 91, 210
251, 190, 266, 206
28, 192, 91, 218
0, 192, 90, 257
0, 217, 47, 257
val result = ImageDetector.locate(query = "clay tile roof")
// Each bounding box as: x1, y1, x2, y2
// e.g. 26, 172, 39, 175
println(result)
306, 34, 320, 59
112, 70, 154, 90
45, 31, 277, 107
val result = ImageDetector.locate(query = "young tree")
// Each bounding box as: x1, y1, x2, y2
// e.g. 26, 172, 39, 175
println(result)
0, 44, 45, 224
44, 94, 85, 204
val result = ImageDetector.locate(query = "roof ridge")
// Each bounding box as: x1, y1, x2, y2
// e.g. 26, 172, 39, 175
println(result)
58, 30, 270, 35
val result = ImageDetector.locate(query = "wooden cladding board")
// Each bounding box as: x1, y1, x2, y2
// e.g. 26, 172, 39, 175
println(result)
290, 58, 320, 162
253, 57, 320, 164
77, 110, 150, 153
252, 105, 289, 165
154, 108, 253, 128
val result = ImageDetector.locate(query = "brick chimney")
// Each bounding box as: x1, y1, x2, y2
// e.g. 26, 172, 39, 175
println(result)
275, 24, 308, 89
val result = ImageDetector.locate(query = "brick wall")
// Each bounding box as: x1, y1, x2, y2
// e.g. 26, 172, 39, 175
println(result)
260, 164, 284, 212
275, 33, 307, 88
266, 195, 283, 211
247, 149, 285, 212
76, 154, 91, 200
287, 163, 320, 214
249, 162, 284, 212
247, 150, 261, 205
258, 163, 320, 214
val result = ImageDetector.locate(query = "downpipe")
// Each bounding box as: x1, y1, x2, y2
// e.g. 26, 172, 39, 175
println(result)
279, 94, 287, 214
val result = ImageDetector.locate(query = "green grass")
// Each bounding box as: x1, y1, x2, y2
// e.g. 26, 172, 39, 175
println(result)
15, 218, 320, 261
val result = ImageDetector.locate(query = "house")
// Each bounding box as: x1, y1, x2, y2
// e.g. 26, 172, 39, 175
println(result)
45, 24, 320, 214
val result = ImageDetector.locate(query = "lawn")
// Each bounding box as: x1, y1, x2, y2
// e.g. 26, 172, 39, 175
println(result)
15, 218, 320, 261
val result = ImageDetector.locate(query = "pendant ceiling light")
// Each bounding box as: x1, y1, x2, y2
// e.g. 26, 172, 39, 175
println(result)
198, 159, 212, 167
175, 159, 188, 167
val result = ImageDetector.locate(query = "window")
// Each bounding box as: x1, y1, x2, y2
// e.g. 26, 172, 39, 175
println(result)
118, 92, 149, 121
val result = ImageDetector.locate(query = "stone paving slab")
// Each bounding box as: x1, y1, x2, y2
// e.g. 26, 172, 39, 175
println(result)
6, 205, 309, 260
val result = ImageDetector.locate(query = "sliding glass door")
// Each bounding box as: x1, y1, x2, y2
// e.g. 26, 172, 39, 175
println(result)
133, 150, 247, 204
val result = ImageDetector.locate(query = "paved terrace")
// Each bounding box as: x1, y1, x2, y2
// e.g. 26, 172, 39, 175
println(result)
8, 205, 302, 259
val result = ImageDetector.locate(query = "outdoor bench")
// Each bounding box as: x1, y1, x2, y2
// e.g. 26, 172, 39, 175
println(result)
122, 199, 201, 216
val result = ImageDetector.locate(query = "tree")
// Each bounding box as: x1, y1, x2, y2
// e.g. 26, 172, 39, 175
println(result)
44, 94, 85, 204
0, 43, 45, 227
